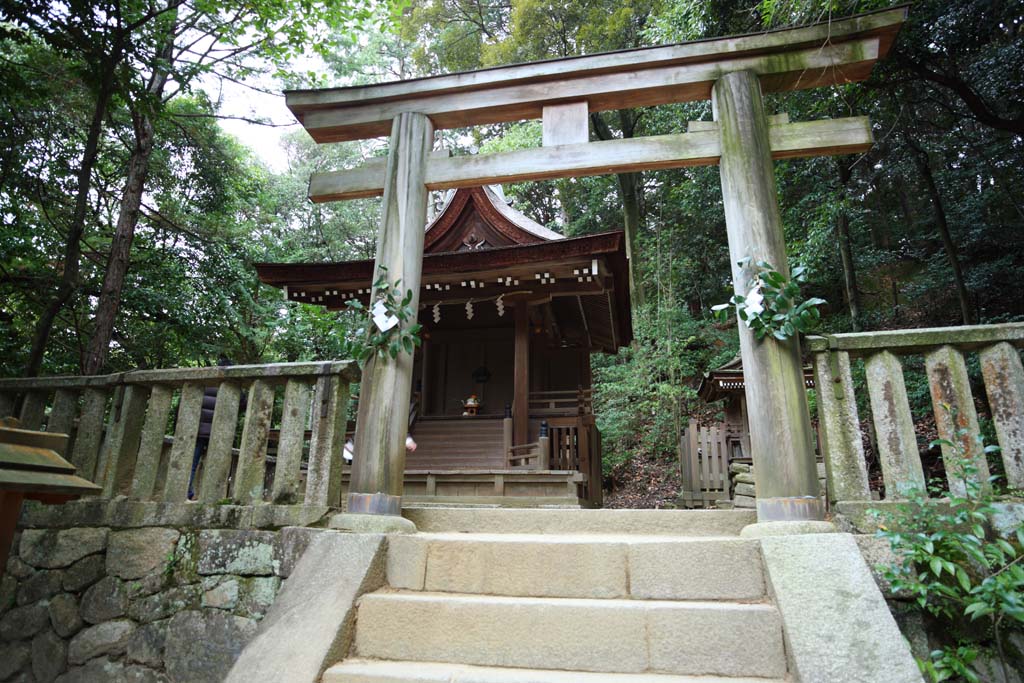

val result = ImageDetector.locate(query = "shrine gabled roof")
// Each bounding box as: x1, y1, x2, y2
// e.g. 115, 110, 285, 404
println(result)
254, 187, 634, 351
423, 186, 562, 253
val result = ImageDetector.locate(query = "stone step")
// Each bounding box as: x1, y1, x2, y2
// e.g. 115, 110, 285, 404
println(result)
324, 659, 788, 683
353, 592, 786, 678
387, 534, 766, 600
402, 507, 756, 536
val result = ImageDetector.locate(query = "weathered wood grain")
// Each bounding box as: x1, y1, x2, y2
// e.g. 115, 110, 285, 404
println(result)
350, 112, 434, 511
714, 69, 821, 521
309, 117, 873, 202
297, 36, 884, 142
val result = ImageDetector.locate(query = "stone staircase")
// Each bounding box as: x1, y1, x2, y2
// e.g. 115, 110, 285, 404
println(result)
323, 509, 789, 682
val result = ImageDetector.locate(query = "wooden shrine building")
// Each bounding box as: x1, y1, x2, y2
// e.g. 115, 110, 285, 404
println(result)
256, 186, 632, 506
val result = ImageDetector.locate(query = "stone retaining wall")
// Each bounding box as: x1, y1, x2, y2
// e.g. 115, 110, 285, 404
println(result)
1, 501, 320, 683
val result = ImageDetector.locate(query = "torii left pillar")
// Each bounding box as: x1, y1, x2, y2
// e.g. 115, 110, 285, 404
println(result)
339, 112, 433, 530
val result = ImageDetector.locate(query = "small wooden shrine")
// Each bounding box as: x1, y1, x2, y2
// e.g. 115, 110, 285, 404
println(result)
256, 186, 632, 506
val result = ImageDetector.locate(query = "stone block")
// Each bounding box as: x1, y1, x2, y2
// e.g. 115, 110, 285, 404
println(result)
385, 534, 427, 590
628, 539, 765, 600
32, 629, 67, 683
17, 570, 62, 606
80, 576, 127, 624
106, 528, 181, 580
0, 641, 30, 679
197, 530, 279, 576
127, 584, 202, 624
645, 602, 785, 678
48, 594, 83, 638
249, 505, 330, 530
0, 601, 50, 641
126, 574, 165, 599
0, 574, 16, 615
420, 537, 628, 599
127, 620, 167, 668
202, 578, 239, 610
733, 494, 756, 508
61, 555, 105, 593
225, 533, 386, 683
354, 592, 785, 677
236, 577, 280, 619
164, 610, 258, 683
734, 472, 756, 485
729, 462, 751, 474
759, 532, 921, 682
19, 529, 108, 569
6, 556, 35, 580
67, 619, 136, 665
276, 527, 325, 578
54, 657, 126, 683
733, 482, 756, 498
402, 508, 757, 536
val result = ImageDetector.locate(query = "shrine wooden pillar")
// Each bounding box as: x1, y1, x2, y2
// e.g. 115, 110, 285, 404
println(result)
348, 112, 434, 517
513, 302, 530, 446
713, 70, 823, 523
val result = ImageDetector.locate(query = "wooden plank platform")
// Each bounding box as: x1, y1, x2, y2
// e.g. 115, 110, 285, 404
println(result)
341, 469, 587, 508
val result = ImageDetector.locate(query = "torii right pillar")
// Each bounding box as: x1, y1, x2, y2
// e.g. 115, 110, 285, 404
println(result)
713, 70, 826, 529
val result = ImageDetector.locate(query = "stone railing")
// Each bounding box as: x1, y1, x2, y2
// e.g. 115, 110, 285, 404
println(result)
807, 323, 1024, 504
0, 361, 360, 507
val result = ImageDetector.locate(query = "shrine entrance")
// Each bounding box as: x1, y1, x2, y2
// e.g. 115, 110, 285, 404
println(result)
282, 7, 907, 524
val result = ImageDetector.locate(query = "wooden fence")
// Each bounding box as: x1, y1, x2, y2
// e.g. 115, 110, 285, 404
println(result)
0, 361, 360, 507
678, 420, 746, 508
807, 322, 1024, 503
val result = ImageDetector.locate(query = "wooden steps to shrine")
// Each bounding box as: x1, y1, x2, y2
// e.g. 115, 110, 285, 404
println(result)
408, 418, 506, 469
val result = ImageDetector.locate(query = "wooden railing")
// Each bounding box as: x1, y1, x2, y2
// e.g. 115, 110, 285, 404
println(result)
0, 361, 360, 506
547, 415, 601, 506
807, 323, 1024, 503
527, 388, 593, 416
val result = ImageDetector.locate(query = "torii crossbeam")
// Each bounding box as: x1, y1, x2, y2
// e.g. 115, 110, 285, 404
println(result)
285, 7, 907, 526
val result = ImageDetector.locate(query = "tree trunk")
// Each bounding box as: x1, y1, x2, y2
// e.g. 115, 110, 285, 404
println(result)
82, 33, 174, 375
835, 160, 861, 331
24, 74, 115, 376
591, 111, 644, 307
911, 144, 974, 325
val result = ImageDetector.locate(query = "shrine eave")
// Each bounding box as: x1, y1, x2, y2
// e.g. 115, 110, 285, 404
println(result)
255, 231, 633, 348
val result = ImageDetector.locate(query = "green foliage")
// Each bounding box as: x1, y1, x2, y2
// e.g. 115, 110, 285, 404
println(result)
712, 259, 825, 340
345, 267, 423, 364
872, 419, 1024, 683
593, 304, 738, 474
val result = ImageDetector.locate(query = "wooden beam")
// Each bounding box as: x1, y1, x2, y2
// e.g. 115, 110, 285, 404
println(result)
299, 39, 879, 143
286, 7, 906, 142
543, 102, 589, 146
309, 116, 872, 202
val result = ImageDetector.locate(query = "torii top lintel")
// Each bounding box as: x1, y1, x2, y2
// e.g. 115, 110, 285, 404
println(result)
286, 6, 906, 145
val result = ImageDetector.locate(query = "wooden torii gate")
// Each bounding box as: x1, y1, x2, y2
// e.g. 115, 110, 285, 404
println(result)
286, 7, 907, 524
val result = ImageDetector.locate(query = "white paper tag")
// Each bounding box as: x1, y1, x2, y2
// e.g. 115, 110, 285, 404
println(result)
372, 299, 399, 332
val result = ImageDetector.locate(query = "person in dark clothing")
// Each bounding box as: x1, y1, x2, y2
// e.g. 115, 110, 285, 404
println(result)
188, 355, 231, 500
